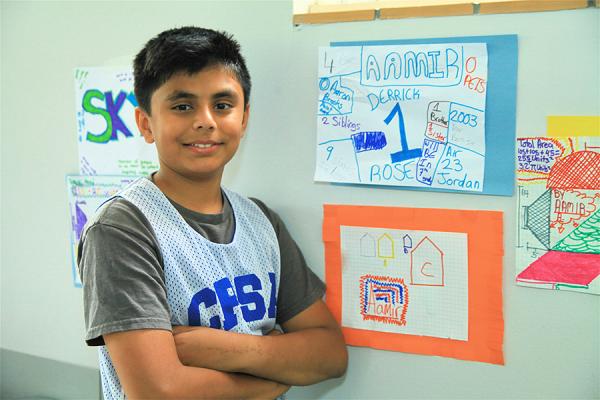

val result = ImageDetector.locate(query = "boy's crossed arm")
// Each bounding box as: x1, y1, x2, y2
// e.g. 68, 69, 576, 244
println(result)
172, 299, 348, 386
104, 329, 290, 400
104, 299, 347, 399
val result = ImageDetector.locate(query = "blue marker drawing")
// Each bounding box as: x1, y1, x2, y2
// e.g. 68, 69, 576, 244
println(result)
351, 131, 387, 153
385, 103, 422, 163
315, 43, 487, 192
318, 138, 362, 182
318, 76, 354, 116
403, 234, 413, 254
360, 45, 464, 88
416, 101, 450, 186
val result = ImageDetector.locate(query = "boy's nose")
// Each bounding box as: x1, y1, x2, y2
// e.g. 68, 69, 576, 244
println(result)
192, 108, 216, 130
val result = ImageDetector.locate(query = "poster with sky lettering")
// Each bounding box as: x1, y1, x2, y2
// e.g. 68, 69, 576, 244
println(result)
316, 35, 518, 196
516, 118, 600, 295
66, 175, 137, 287
75, 67, 159, 176
323, 204, 504, 365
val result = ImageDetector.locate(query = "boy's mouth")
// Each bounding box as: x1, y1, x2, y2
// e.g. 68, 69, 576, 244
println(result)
184, 141, 222, 154
184, 140, 222, 148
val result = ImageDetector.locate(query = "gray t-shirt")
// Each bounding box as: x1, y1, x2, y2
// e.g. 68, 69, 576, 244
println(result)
78, 188, 325, 346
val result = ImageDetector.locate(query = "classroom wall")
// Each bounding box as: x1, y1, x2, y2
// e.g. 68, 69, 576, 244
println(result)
1, 1, 598, 399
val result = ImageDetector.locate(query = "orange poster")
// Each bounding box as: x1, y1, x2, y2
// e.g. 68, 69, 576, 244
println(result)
323, 205, 504, 365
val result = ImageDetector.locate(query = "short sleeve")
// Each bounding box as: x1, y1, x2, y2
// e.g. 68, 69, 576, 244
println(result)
78, 198, 172, 346
250, 199, 326, 324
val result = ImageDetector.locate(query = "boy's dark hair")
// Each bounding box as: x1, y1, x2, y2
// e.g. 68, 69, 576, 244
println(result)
133, 26, 251, 114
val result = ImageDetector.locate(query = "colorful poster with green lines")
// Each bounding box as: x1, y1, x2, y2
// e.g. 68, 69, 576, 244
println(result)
75, 67, 159, 176
516, 135, 600, 295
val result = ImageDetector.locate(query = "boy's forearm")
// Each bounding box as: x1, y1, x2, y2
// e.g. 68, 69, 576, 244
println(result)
105, 329, 289, 400
174, 300, 348, 386
242, 326, 348, 385
164, 366, 289, 400
175, 327, 346, 386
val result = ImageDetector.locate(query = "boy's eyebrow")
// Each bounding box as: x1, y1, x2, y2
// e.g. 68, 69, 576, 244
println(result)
211, 89, 240, 100
165, 90, 197, 102
164, 89, 240, 102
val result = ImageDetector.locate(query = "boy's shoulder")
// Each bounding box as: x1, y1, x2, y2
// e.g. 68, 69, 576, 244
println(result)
247, 197, 283, 235
83, 196, 154, 239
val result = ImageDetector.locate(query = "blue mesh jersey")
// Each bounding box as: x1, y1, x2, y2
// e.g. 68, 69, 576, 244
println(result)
98, 178, 281, 400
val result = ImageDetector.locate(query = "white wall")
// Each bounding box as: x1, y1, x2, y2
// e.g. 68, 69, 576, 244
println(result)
1, 1, 598, 398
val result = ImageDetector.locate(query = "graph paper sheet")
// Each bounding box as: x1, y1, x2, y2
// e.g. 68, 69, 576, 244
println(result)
340, 226, 468, 341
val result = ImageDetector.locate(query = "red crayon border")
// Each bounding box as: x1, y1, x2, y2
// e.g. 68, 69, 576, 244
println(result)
323, 204, 504, 365
359, 275, 408, 326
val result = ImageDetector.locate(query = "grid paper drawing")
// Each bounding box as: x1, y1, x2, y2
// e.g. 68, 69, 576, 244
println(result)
315, 43, 488, 192
516, 136, 600, 294
341, 226, 468, 341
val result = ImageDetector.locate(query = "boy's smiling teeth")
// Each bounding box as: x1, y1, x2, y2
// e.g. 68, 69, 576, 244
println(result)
190, 143, 213, 148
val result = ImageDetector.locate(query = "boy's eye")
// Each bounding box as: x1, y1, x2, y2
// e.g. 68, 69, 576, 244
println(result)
215, 102, 232, 110
172, 104, 192, 111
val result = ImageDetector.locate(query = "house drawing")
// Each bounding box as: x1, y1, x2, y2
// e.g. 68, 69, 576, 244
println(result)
410, 236, 445, 286
377, 233, 395, 267
360, 233, 376, 257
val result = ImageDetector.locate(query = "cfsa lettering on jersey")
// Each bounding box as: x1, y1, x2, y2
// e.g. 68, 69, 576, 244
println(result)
188, 273, 277, 330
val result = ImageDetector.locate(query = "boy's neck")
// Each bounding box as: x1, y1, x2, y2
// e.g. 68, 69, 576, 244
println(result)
152, 170, 224, 214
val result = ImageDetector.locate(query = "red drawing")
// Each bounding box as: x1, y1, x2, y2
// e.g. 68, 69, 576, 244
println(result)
462, 56, 486, 93
546, 151, 600, 190
359, 275, 408, 327
410, 236, 445, 286
516, 251, 600, 287
550, 189, 599, 234
545, 150, 600, 234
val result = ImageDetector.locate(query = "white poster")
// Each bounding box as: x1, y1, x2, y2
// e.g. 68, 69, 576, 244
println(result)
66, 175, 137, 287
516, 135, 600, 294
75, 67, 159, 176
316, 43, 488, 192
340, 226, 468, 341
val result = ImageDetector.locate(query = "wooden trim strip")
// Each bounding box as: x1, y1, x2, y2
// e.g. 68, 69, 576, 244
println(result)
293, 0, 594, 25
478, 0, 588, 14
380, 1, 474, 19
293, 9, 376, 24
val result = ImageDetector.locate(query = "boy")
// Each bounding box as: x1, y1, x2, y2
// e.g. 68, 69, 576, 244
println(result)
79, 27, 347, 399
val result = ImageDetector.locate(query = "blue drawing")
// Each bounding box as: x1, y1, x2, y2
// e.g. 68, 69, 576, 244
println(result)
360, 45, 464, 88
416, 140, 443, 186
326, 146, 334, 160
316, 42, 489, 192
446, 101, 485, 153
352, 131, 387, 153
318, 76, 354, 115
416, 101, 450, 186
403, 234, 413, 254
73, 201, 88, 240
318, 138, 362, 182
385, 103, 422, 163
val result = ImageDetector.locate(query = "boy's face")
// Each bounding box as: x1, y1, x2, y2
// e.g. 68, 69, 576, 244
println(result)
136, 65, 249, 182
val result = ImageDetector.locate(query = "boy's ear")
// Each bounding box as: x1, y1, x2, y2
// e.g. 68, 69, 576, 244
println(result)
241, 104, 250, 136
135, 107, 155, 144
